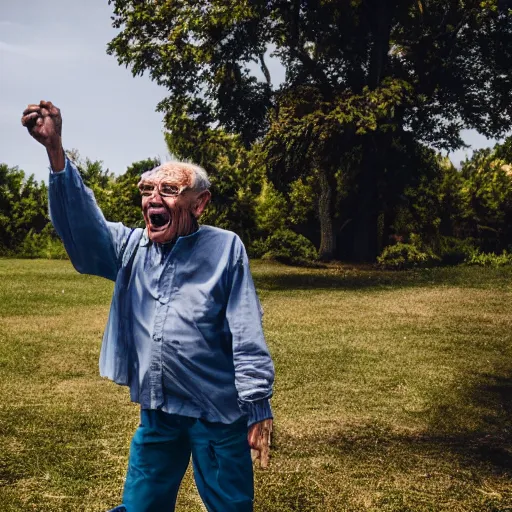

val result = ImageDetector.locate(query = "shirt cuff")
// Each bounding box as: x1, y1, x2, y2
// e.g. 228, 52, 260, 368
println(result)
242, 399, 273, 427
48, 156, 70, 176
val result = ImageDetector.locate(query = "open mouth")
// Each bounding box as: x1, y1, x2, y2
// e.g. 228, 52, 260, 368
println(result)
150, 213, 169, 227
148, 208, 171, 230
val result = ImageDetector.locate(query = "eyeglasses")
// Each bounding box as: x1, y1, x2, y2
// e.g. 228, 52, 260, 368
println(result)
138, 181, 188, 197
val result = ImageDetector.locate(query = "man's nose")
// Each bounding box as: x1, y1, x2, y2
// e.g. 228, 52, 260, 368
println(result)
147, 190, 164, 205
148, 197, 163, 206
147, 187, 163, 201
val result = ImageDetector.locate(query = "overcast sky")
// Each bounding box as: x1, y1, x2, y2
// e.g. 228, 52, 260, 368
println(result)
0, 1, 499, 184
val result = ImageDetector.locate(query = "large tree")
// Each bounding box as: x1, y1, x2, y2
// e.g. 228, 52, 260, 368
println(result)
108, 0, 512, 260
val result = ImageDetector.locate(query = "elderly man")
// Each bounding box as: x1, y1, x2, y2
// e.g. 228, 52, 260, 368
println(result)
22, 101, 274, 512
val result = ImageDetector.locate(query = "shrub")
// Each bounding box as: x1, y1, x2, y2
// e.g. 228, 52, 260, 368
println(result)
377, 242, 438, 270
437, 236, 476, 265
252, 229, 317, 265
18, 226, 68, 260
465, 250, 512, 266
18, 230, 41, 258
248, 238, 268, 259
255, 180, 287, 234
40, 237, 68, 260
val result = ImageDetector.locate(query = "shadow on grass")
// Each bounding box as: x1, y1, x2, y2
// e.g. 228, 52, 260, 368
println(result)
414, 372, 512, 474
276, 372, 512, 475
427, 372, 512, 472
252, 264, 512, 293
257, 373, 512, 511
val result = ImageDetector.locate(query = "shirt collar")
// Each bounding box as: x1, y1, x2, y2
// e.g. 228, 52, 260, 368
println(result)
139, 225, 202, 248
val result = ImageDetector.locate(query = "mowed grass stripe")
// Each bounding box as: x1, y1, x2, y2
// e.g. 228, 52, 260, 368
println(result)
0, 259, 511, 511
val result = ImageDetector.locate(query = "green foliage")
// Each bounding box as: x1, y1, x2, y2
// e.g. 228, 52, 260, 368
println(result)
263, 79, 412, 182
108, 1, 272, 147
459, 145, 512, 253
287, 177, 316, 227
377, 243, 433, 270
465, 250, 512, 267
108, 0, 512, 149
436, 236, 476, 266
386, 144, 446, 242
68, 150, 116, 219
0, 163, 49, 255
18, 225, 68, 260
110, 157, 160, 227
377, 234, 440, 270
4, 130, 512, 265
251, 180, 320, 264
383, 139, 512, 266
255, 228, 318, 265
255, 180, 287, 234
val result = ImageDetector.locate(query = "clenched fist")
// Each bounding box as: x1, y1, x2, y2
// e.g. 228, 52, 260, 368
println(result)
22, 101, 65, 171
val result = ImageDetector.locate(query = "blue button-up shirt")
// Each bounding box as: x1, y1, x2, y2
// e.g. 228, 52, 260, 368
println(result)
49, 159, 274, 426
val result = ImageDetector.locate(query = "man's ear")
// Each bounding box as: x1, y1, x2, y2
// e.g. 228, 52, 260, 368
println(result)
192, 190, 211, 218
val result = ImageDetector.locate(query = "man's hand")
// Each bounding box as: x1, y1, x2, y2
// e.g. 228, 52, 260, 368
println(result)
21, 101, 65, 171
248, 419, 273, 469
22, 100, 62, 148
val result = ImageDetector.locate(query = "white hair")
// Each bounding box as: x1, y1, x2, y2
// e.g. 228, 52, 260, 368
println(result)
140, 161, 211, 191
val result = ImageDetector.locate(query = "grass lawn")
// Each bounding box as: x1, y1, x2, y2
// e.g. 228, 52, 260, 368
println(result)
0, 259, 511, 511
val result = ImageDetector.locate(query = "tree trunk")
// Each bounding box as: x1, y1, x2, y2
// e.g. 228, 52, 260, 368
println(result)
352, 209, 380, 262
367, 0, 393, 90
317, 168, 336, 261
351, 140, 381, 262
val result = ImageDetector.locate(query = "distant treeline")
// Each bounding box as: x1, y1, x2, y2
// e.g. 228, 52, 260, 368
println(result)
1, 137, 512, 267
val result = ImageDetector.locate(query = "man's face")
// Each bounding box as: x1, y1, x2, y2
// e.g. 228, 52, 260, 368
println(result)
139, 167, 204, 244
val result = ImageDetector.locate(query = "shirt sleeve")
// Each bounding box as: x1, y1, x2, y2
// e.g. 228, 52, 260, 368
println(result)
48, 158, 133, 281
226, 240, 275, 427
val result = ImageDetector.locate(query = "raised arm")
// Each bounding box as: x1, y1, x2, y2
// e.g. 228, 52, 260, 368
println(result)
22, 101, 132, 280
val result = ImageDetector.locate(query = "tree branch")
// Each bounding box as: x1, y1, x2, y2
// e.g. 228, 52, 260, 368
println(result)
280, 0, 333, 96
259, 52, 272, 86
367, 0, 394, 89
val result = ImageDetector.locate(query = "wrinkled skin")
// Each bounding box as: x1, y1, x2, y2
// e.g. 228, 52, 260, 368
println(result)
21, 100, 273, 464
248, 418, 273, 468
139, 168, 210, 244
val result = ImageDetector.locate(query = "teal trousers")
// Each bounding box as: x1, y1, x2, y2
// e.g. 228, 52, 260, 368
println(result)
121, 409, 254, 512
